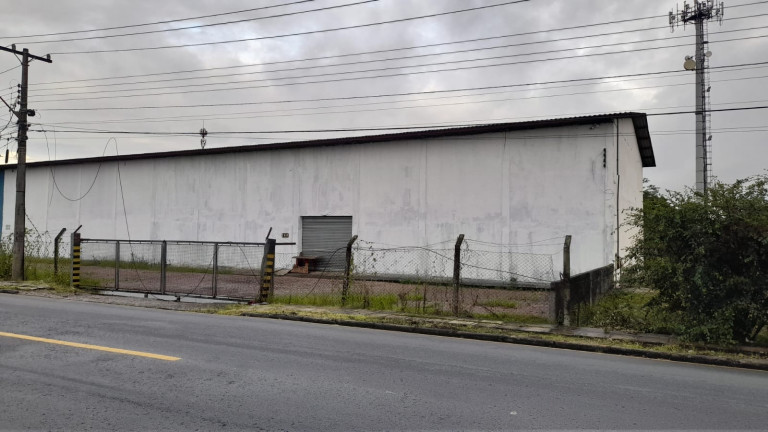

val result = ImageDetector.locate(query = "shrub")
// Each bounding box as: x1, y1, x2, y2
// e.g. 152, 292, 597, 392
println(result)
622, 177, 768, 344
580, 289, 684, 335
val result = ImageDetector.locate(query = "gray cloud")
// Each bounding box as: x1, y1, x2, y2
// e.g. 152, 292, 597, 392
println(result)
1, 0, 765, 191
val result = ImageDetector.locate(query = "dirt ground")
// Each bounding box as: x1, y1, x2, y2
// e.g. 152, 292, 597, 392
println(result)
79, 265, 551, 319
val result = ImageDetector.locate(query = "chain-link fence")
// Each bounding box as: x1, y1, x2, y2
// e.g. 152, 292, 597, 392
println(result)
271, 246, 348, 306
0, 228, 71, 281
270, 237, 561, 322
80, 239, 274, 300
77, 235, 569, 322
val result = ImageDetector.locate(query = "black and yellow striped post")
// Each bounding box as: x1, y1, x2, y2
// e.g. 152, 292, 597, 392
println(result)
71, 232, 81, 288
258, 238, 276, 303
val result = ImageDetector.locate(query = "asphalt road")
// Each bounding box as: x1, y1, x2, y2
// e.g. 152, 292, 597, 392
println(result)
1, 295, 766, 431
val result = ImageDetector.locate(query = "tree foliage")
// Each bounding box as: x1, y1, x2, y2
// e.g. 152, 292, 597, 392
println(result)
622, 176, 768, 344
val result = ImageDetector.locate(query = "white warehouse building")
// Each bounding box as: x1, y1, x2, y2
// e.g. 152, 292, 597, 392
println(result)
0, 112, 654, 277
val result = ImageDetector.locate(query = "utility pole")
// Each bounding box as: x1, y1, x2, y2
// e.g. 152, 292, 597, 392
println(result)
0, 45, 52, 280
669, 1, 724, 194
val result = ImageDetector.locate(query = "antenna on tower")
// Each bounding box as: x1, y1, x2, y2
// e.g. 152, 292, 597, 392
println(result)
669, 1, 724, 194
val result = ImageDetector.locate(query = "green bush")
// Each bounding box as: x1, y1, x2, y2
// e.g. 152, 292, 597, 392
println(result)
580, 290, 684, 335
622, 177, 768, 344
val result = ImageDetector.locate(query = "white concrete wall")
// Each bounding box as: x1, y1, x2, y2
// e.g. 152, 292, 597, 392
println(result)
1, 122, 645, 275
617, 117, 644, 262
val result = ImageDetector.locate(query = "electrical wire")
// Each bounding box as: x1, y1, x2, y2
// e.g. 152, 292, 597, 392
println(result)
110, 137, 160, 296
32, 23, 682, 86
30, 33, 768, 103
26, 104, 768, 137
32, 24, 768, 96
22, 9, 768, 89
31, 17, 768, 91
29, 77, 768, 133
47, 8, 768, 56
0, 0, 315, 39
42, 128, 109, 202
12, 0, 379, 45
34, 61, 768, 111
0, 65, 20, 76
48, 0, 531, 54
28, 63, 768, 128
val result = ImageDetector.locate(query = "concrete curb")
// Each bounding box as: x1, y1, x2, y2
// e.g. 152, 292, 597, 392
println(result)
241, 312, 768, 372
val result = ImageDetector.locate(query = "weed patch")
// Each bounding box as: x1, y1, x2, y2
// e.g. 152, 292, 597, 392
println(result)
579, 289, 684, 335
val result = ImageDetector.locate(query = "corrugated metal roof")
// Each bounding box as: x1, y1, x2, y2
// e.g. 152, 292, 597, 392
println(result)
10, 112, 655, 169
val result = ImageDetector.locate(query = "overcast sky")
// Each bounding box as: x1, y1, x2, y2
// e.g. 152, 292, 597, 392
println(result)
0, 0, 765, 192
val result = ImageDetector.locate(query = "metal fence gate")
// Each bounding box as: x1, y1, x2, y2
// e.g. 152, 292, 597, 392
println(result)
78, 239, 282, 300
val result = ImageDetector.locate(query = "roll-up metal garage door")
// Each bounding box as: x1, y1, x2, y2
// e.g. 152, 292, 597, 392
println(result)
301, 216, 353, 271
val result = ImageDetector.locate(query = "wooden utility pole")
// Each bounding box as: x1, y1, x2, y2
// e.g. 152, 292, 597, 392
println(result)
0, 45, 52, 280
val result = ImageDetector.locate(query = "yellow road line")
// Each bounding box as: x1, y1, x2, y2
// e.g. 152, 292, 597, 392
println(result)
0, 331, 180, 361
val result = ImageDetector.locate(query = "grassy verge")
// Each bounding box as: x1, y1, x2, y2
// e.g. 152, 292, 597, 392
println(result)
270, 292, 550, 324
4, 285, 766, 365
232, 303, 767, 363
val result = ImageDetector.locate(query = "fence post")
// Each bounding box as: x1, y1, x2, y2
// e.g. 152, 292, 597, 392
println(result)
258, 238, 276, 303
452, 234, 465, 316
115, 241, 120, 291
212, 243, 219, 298
53, 228, 66, 275
556, 235, 572, 326
70, 230, 81, 289
160, 240, 167, 295
341, 235, 358, 306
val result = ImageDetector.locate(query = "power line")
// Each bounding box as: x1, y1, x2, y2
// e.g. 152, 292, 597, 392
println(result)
32, 24, 677, 86
12, 0, 768, 44
31, 24, 762, 93
33, 44, 768, 106
28, 104, 768, 136
31, 74, 768, 128
0, 0, 314, 39
23, 102, 768, 139
43, 61, 768, 127
26, 121, 768, 142
13, 0, 379, 45
34, 68, 698, 111
36, 43, 702, 99
42, 128, 111, 202
0, 64, 21, 76
29, 10, 768, 85
0, 0, 315, 39
30, 30, 768, 102
48, 0, 531, 55
37, 28, 701, 91
47, 8, 768, 56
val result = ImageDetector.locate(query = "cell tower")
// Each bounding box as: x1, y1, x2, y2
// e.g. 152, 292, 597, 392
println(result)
669, 1, 724, 193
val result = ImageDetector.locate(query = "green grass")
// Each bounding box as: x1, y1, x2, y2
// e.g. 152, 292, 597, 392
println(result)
236, 304, 766, 362
271, 293, 401, 310
272, 294, 348, 308
403, 293, 424, 302
268, 292, 549, 324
